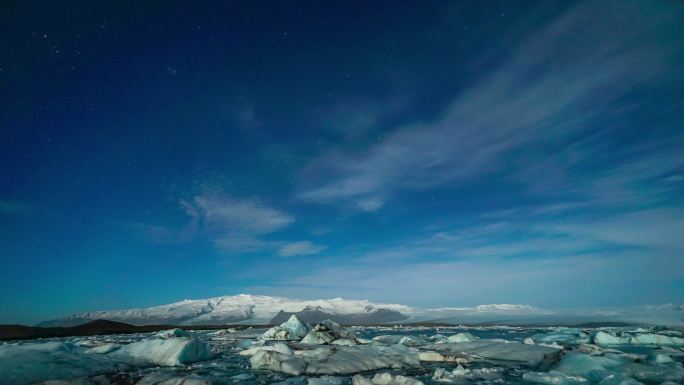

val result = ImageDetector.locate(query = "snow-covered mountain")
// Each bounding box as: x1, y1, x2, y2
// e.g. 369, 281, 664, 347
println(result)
37, 295, 684, 327
38, 294, 414, 327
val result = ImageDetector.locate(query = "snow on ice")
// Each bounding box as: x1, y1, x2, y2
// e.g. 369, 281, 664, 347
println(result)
3, 320, 684, 384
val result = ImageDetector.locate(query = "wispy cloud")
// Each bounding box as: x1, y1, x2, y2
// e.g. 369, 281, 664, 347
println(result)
128, 188, 334, 257
298, 1, 684, 211
247, 205, 684, 307
182, 191, 294, 235
180, 189, 295, 253
278, 241, 327, 257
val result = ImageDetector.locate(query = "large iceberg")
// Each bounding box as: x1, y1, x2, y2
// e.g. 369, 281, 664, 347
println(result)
261, 315, 310, 341
446, 332, 478, 343
301, 320, 355, 345
550, 351, 684, 384
423, 340, 561, 369
522, 370, 588, 385
352, 372, 424, 385
593, 330, 684, 347
114, 334, 213, 366
251, 344, 420, 375
0, 342, 121, 385
431, 365, 504, 382
0, 330, 214, 385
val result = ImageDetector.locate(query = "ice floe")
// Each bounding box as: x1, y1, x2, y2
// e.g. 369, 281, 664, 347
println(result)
352, 372, 424, 385
446, 332, 477, 343
423, 340, 562, 368
523, 370, 588, 385
432, 365, 504, 382
301, 319, 355, 344
251, 343, 419, 375
262, 315, 310, 341
114, 335, 213, 366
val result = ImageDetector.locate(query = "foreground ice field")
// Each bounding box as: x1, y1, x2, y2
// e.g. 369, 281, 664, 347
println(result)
1, 316, 683, 385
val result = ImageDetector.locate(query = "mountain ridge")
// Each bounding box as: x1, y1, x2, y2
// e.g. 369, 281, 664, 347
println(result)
37, 294, 684, 327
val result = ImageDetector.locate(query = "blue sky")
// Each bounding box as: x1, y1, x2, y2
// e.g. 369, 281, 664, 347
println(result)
1, 1, 683, 324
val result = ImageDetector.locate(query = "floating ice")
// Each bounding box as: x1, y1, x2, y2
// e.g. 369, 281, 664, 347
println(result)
7, 322, 684, 385
115, 336, 213, 366
532, 328, 591, 345
250, 350, 308, 375
593, 331, 684, 347
432, 365, 504, 383
301, 320, 354, 345
251, 344, 420, 375
523, 370, 588, 385
352, 372, 424, 385
305, 345, 419, 375
551, 351, 684, 384
239, 342, 293, 356
424, 340, 561, 369
592, 331, 633, 346
0, 341, 120, 385
417, 350, 470, 363
262, 315, 310, 341
446, 332, 477, 343
135, 373, 212, 385
85, 343, 119, 354
629, 333, 684, 346
330, 338, 359, 346
153, 328, 191, 339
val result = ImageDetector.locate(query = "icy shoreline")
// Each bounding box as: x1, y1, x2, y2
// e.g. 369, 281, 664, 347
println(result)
1, 316, 683, 385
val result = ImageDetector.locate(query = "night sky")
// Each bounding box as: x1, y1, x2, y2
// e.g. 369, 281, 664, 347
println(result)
1, 1, 683, 324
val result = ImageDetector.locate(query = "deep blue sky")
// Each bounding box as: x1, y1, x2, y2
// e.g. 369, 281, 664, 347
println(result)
1, 1, 683, 324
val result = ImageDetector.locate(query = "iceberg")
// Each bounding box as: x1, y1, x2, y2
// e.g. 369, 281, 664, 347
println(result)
85, 343, 120, 354
135, 373, 212, 385
301, 320, 354, 345
424, 340, 561, 369
250, 350, 308, 375
239, 342, 294, 356
330, 338, 360, 346
115, 336, 213, 366
532, 328, 591, 345
251, 344, 420, 375
304, 345, 419, 375
0, 342, 120, 385
431, 366, 504, 382
629, 333, 684, 346
446, 332, 477, 343
593, 331, 633, 346
522, 371, 588, 385
593, 331, 684, 347
261, 315, 310, 341
417, 350, 471, 363
153, 328, 191, 339
352, 373, 424, 385
551, 352, 684, 384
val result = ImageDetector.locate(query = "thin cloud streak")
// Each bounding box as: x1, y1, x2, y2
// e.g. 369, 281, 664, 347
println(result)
298, 1, 684, 211
236, 203, 684, 307
279, 241, 327, 257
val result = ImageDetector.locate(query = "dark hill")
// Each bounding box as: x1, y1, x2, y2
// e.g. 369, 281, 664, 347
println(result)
0, 319, 173, 341
270, 308, 408, 325
0, 319, 266, 341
